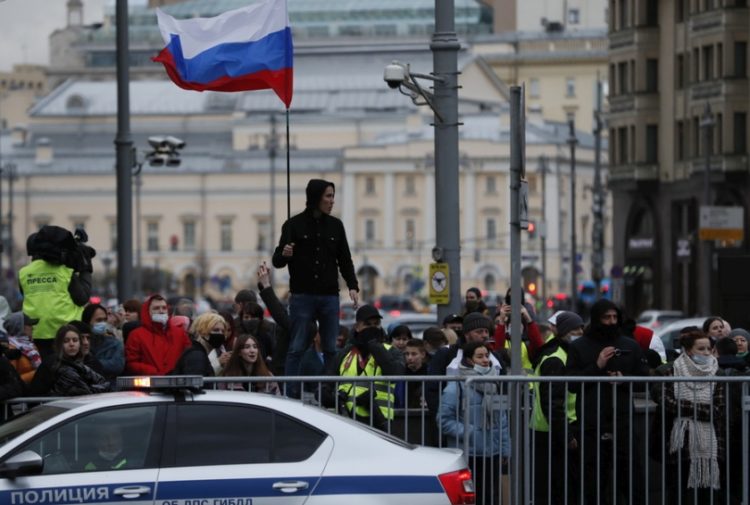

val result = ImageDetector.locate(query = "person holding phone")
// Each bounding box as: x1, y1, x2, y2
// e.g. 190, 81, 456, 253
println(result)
565, 299, 650, 504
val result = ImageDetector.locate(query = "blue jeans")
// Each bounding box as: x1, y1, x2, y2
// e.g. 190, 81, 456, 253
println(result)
285, 294, 340, 384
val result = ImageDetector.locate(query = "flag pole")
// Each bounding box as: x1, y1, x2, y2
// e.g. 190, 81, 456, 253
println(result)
286, 108, 291, 221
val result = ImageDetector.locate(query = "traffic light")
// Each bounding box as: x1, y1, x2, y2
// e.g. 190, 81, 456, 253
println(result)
527, 221, 537, 239
527, 281, 537, 296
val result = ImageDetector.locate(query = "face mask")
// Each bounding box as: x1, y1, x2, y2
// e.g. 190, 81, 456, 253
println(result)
207, 332, 225, 349
92, 322, 108, 336
98, 449, 120, 461
151, 313, 168, 325
354, 327, 384, 348
691, 354, 711, 366
473, 364, 492, 375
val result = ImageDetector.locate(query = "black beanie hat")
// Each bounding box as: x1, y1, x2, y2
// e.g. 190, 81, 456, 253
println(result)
463, 312, 493, 334
305, 179, 335, 209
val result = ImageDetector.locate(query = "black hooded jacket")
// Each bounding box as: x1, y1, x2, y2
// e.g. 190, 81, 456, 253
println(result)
566, 300, 649, 432
272, 179, 358, 295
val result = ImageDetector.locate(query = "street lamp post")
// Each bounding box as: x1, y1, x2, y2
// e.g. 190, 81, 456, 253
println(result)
568, 120, 578, 310
700, 103, 714, 315
591, 81, 605, 299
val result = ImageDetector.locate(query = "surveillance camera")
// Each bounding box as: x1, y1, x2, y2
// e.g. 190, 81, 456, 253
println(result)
166, 155, 181, 167
164, 136, 185, 150
148, 153, 168, 167
384, 62, 407, 89
147, 136, 166, 149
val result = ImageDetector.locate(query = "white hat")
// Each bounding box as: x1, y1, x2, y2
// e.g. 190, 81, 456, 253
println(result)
547, 310, 565, 325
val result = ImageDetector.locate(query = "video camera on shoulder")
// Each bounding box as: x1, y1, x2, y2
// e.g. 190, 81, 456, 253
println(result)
26, 225, 96, 273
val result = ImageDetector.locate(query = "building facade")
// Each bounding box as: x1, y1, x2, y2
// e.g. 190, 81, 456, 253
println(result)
608, 0, 750, 320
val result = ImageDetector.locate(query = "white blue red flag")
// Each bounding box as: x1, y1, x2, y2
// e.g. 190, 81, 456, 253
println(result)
153, 0, 293, 108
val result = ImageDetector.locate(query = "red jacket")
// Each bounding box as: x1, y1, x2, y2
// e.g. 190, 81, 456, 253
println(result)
491, 321, 544, 360
124, 295, 191, 375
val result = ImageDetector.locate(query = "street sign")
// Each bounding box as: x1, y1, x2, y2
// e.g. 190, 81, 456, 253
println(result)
519, 180, 529, 229
428, 262, 450, 305
676, 238, 691, 261
699, 206, 744, 241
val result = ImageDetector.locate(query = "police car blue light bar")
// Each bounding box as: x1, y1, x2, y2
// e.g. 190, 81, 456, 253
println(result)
117, 375, 204, 390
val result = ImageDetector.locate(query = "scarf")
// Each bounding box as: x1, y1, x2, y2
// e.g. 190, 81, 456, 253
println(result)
458, 364, 500, 429
669, 353, 720, 489
8, 335, 42, 369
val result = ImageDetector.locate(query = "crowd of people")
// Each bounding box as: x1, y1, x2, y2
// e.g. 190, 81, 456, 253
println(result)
1, 181, 747, 504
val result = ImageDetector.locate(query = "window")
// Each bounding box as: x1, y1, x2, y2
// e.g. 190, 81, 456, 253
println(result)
646, 124, 658, 163
365, 176, 376, 195
365, 219, 376, 243
565, 77, 576, 97
618, 127, 628, 164
405, 219, 415, 250
676, 0, 685, 22
676, 54, 685, 89
693, 48, 700, 82
619, 0, 629, 29
109, 221, 117, 251
703, 45, 714, 81
405, 175, 416, 195
717, 43, 723, 78
13, 406, 160, 475
734, 112, 747, 154
646, 0, 658, 26
568, 8, 580, 24
735, 42, 747, 78
618, 61, 628, 94
676, 121, 685, 161
693, 116, 701, 157
172, 404, 325, 467
486, 175, 497, 194
646, 58, 658, 92
147, 222, 159, 252
257, 218, 271, 252
529, 78, 540, 98
183, 221, 196, 251
566, 111, 576, 124
220, 219, 233, 252
486, 219, 497, 248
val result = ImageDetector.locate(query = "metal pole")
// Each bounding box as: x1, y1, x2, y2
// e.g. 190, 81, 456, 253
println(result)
0, 163, 4, 296
700, 102, 714, 315
269, 114, 277, 282
592, 80, 605, 300
539, 155, 547, 306
7, 162, 14, 295
509, 83, 526, 505
115, 0, 133, 301
568, 120, 578, 310
134, 167, 142, 297
431, 0, 462, 321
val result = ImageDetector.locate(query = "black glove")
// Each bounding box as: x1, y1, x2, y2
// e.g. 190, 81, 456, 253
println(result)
353, 327, 384, 350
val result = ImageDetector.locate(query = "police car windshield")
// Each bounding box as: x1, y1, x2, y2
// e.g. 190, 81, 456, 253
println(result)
0, 405, 67, 446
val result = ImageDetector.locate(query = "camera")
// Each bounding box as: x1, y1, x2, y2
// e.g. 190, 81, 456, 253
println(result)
27, 225, 96, 273
383, 62, 407, 89
613, 348, 632, 357
147, 135, 186, 150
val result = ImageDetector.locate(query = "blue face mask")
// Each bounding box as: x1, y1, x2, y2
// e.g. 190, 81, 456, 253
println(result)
92, 322, 108, 336
690, 354, 711, 366
473, 364, 492, 375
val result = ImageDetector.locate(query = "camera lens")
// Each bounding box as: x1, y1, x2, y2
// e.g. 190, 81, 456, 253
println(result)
614, 349, 622, 357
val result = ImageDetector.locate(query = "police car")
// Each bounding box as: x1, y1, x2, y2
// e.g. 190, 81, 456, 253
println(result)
0, 376, 474, 505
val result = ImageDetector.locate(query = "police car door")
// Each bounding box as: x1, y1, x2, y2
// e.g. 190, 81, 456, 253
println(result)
0, 405, 165, 505
156, 403, 333, 505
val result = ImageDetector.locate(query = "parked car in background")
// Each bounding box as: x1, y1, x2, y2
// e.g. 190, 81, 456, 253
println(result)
636, 310, 685, 330
654, 317, 708, 359
382, 313, 439, 340
375, 295, 418, 316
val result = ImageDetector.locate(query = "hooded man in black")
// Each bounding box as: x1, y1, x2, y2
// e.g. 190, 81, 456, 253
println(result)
272, 179, 359, 390
566, 299, 649, 504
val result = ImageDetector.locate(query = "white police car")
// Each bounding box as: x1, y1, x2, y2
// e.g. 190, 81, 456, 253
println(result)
0, 376, 474, 505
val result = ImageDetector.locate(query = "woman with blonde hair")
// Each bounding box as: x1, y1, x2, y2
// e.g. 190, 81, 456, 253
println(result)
171, 312, 228, 376
221, 334, 279, 394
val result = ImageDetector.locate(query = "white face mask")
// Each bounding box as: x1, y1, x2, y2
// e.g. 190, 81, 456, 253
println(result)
690, 354, 711, 366
151, 313, 168, 325
473, 364, 492, 375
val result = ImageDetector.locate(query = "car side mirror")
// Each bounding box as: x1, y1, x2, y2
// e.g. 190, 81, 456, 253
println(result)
0, 451, 44, 478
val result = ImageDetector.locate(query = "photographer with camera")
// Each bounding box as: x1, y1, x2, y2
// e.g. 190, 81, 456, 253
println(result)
19, 226, 95, 361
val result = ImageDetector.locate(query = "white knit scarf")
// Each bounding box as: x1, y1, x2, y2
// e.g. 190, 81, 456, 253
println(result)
669, 353, 720, 489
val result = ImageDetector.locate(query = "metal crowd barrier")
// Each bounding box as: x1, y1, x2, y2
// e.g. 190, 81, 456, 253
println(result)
3, 375, 749, 505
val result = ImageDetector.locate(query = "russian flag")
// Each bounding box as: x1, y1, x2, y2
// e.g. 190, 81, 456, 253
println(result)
153, 0, 293, 108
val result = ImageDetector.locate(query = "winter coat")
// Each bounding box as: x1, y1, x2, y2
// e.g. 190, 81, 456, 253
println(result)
171, 340, 214, 377
438, 380, 511, 457
90, 334, 124, 379
124, 295, 191, 375
30, 357, 109, 396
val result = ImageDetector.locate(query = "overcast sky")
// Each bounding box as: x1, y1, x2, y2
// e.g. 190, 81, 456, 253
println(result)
0, 0, 147, 72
